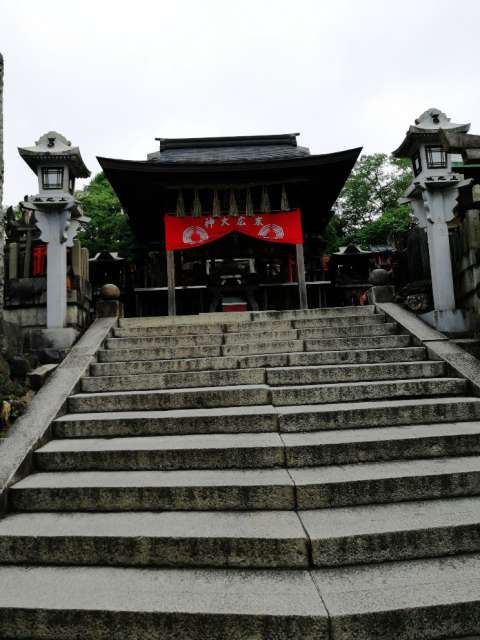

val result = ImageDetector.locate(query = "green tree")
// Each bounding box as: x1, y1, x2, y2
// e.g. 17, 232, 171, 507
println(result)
77, 172, 134, 258
335, 153, 413, 247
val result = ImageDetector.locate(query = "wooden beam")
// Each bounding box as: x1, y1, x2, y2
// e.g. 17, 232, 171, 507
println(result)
295, 243, 308, 310
166, 250, 176, 316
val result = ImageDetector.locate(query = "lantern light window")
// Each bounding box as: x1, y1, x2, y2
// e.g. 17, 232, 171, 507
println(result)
41, 167, 64, 190
412, 149, 422, 176
425, 146, 447, 169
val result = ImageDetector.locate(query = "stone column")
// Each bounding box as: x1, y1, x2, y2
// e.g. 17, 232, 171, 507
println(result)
33, 206, 84, 329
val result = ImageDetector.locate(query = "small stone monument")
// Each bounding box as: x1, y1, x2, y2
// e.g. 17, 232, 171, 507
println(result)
393, 108, 472, 332
18, 132, 90, 349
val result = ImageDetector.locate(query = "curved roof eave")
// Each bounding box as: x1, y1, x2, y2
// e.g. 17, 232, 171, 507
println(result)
97, 146, 363, 176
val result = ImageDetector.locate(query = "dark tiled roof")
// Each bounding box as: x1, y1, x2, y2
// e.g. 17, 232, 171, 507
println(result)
146, 133, 310, 164
147, 144, 310, 163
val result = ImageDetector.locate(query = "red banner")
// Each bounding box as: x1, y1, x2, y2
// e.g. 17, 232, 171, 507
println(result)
164, 209, 303, 251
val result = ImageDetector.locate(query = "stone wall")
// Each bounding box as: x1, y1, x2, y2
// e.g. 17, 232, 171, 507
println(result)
450, 209, 480, 333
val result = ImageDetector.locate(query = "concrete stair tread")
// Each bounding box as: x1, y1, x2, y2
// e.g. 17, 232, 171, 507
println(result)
290, 455, 480, 486
0, 509, 305, 540
313, 552, 480, 636
300, 496, 480, 540
283, 421, 480, 446
70, 383, 269, 400
90, 347, 428, 377
73, 378, 461, 399
37, 432, 284, 453
41, 421, 480, 455
82, 361, 443, 393
118, 306, 376, 327
271, 378, 466, 406
106, 322, 397, 349
280, 396, 480, 415
0, 564, 328, 623
112, 313, 387, 338
11, 467, 294, 489
55, 404, 277, 423
81, 367, 267, 392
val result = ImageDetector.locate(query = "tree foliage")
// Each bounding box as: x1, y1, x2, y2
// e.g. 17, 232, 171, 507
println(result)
77, 172, 134, 259
329, 153, 414, 250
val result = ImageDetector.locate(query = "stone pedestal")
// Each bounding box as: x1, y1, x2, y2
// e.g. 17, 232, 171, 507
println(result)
368, 285, 395, 304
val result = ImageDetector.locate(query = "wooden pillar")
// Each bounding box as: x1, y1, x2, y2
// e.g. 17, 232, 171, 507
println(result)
295, 243, 308, 310
166, 250, 176, 316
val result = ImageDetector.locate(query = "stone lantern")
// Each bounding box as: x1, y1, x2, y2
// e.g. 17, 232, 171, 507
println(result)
393, 108, 472, 332
18, 132, 90, 344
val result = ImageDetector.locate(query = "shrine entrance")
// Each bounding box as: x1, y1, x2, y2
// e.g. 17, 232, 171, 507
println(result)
98, 133, 361, 317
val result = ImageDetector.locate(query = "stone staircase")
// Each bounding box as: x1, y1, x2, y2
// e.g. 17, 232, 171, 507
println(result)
1, 305, 480, 639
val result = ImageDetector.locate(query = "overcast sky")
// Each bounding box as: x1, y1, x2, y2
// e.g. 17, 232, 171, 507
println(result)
2, 0, 480, 205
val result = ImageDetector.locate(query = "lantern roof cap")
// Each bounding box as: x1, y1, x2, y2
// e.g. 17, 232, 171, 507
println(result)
393, 108, 470, 158
18, 131, 91, 178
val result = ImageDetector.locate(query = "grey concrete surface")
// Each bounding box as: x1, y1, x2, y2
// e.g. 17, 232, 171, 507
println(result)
9, 468, 296, 511
300, 496, 480, 566
304, 334, 411, 351
81, 367, 267, 393
278, 396, 480, 431
272, 377, 466, 406
267, 360, 444, 386
54, 405, 279, 438
35, 432, 285, 471
0, 510, 309, 568
313, 553, 480, 639
283, 421, 480, 465
290, 455, 480, 508
69, 384, 272, 412
0, 565, 328, 639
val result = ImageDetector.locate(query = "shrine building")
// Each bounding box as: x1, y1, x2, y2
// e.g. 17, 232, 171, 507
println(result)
98, 133, 361, 316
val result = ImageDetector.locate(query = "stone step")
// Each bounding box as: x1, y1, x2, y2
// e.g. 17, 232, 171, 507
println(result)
69, 384, 271, 413
303, 334, 411, 352
112, 316, 389, 341
0, 510, 308, 569
252, 305, 377, 321
98, 344, 224, 362
296, 323, 397, 340
283, 422, 480, 466
313, 553, 480, 639
36, 422, 480, 473
118, 305, 376, 328
54, 405, 279, 438
290, 455, 480, 508
82, 360, 444, 393
113, 313, 386, 338
271, 377, 466, 407
0, 565, 328, 640
266, 360, 445, 386
13, 455, 480, 512
301, 497, 480, 567
106, 324, 397, 352
70, 378, 465, 413
81, 367, 267, 393
90, 346, 428, 377
279, 397, 480, 432
9, 468, 296, 512
291, 314, 385, 329
105, 334, 225, 349
34, 433, 286, 472
97, 334, 413, 362
53, 397, 480, 439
